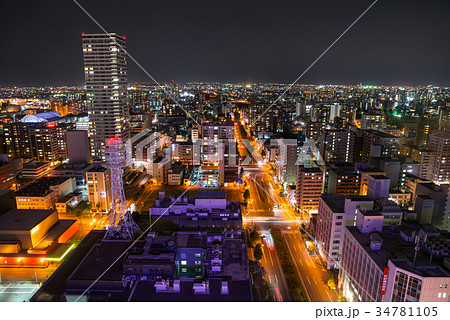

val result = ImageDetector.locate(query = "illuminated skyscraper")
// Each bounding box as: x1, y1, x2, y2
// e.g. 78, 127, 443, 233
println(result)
429, 131, 450, 184
82, 33, 130, 160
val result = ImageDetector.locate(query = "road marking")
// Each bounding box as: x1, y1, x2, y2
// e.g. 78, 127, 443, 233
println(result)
326, 291, 332, 301
0, 284, 11, 293
298, 259, 303, 266
313, 277, 317, 285
268, 275, 273, 283
307, 276, 311, 285
274, 275, 278, 283
293, 245, 297, 252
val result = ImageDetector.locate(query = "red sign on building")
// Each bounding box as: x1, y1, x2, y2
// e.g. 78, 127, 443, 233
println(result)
380, 267, 389, 295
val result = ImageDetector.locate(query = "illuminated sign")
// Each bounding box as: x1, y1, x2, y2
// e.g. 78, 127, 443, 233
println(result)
380, 267, 389, 295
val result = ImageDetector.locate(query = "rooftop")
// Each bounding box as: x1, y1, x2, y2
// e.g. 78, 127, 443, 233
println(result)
23, 162, 49, 170
128, 278, 252, 302
53, 163, 91, 171
16, 176, 72, 197
0, 209, 55, 231
87, 166, 107, 173
196, 191, 226, 199
370, 175, 390, 180
21, 111, 61, 123
346, 226, 450, 277
320, 195, 345, 213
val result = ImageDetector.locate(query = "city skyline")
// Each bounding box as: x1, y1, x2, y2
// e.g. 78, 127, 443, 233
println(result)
1, 0, 450, 86
2, 0, 450, 311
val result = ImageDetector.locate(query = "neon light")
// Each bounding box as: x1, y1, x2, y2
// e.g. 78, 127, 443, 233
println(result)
380, 268, 389, 295
47, 243, 75, 261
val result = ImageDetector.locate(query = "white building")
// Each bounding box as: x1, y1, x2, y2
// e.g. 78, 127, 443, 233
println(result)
86, 166, 111, 213
316, 195, 374, 269
340, 211, 450, 302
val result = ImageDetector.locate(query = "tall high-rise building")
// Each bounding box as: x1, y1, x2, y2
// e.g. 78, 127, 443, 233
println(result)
296, 165, 323, 215
411, 147, 436, 181
361, 130, 400, 163
82, 33, 130, 160
277, 138, 299, 185
429, 131, 450, 184
319, 128, 356, 163
438, 106, 450, 132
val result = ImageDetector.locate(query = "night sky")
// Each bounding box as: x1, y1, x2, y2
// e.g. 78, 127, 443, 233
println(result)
1, 0, 449, 86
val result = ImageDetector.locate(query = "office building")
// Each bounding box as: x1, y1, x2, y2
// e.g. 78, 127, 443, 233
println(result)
320, 128, 356, 163
4, 112, 73, 162
340, 214, 450, 302
429, 131, 450, 184
0, 159, 16, 190
15, 176, 76, 210
411, 147, 436, 181
414, 183, 450, 229
86, 166, 111, 214
296, 165, 324, 215
358, 168, 385, 196
327, 168, 360, 196
82, 33, 130, 160
367, 175, 390, 199
316, 195, 373, 269
51, 162, 92, 186
21, 162, 50, 180
362, 130, 400, 163
66, 130, 90, 163
361, 113, 386, 130
438, 107, 450, 132
277, 138, 298, 185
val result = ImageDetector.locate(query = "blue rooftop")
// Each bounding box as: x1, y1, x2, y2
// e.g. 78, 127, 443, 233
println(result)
21, 111, 61, 123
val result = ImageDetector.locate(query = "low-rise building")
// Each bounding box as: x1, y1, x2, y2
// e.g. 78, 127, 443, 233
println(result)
0, 208, 78, 266
22, 162, 50, 179
55, 192, 83, 214
51, 162, 92, 186
150, 191, 241, 228
15, 176, 76, 210
63, 230, 251, 302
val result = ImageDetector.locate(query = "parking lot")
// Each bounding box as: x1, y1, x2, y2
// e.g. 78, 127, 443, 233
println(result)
0, 282, 41, 302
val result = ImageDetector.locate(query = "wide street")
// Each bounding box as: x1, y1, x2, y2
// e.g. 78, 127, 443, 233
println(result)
239, 130, 338, 302
283, 230, 339, 302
